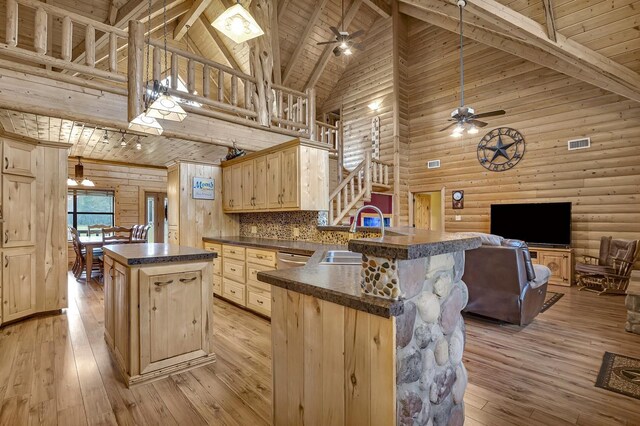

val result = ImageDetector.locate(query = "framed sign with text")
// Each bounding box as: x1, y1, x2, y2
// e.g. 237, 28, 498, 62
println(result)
192, 177, 215, 200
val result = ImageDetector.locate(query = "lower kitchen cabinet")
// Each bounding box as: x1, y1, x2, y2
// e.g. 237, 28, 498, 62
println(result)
203, 242, 223, 296
1, 247, 36, 323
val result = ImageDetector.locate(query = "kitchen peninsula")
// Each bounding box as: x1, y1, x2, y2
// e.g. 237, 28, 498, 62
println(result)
102, 243, 216, 387
257, 231, 481, 426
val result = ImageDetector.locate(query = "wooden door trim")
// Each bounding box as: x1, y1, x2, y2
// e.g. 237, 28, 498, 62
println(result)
408, 187, 446, 231
139, 188, 168, 243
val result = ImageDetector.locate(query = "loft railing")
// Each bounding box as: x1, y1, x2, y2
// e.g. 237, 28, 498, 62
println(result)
371, 158, 391, 187
316, 120, 344, 182
2, 0, 127, 89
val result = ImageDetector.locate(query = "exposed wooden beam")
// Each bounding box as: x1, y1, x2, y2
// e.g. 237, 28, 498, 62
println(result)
364, 0, 390, 18
108, 0, 119, 25
541, 0, 556, 42
305, 0, 364, 90
173, 0, 213, 41
271, 0, 281, 84
198, 15, 242, 71
398, 2, 640, 103
282, 0, 329, 85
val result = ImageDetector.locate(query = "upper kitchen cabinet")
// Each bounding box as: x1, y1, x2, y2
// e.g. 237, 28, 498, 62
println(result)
222, 139, 329, 213
2, 139, 37, 178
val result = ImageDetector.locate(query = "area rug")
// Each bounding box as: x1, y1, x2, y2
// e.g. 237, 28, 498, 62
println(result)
540, 291, 563, 313
595, 352, 640, 400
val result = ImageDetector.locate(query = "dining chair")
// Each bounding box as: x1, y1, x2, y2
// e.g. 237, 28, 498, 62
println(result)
69, 226, 102, 282
139, 224, 151, 242
87, 224, 110, 236
102, 226, 133, 243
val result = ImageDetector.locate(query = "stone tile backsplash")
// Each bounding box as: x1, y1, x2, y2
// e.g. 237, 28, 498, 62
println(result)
238, 211, 379, 244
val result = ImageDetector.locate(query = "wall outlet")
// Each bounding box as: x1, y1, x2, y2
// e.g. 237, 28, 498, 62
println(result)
251, 226, 257, 234
293, 227, 300, 237
455, 215, 462, 221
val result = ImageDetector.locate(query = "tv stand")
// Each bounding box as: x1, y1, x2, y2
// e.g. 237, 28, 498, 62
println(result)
528, 247, 573, 287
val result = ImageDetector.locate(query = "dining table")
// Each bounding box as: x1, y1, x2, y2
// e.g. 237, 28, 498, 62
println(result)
79, 235, 145, 284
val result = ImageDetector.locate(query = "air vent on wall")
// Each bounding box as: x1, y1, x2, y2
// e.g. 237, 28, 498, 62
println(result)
427, 160, 441, 169
568, 137, 590, 151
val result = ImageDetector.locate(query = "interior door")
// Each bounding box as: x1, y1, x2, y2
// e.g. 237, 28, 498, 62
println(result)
413, 194, 431, 229
280, 147, 299, 208
145, 192, 167, 243
266, 153, 281, 209
253, 157, 268, 210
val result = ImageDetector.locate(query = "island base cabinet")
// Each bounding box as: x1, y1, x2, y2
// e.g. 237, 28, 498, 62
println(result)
103, 256, 214, 387
271, 287, 396, 426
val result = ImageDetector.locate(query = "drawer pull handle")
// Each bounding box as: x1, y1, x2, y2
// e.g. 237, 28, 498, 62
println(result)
230, 289, 236, 294
4, 157, 8, 170
180, 277, 197, 283
256, 254, 264, 259
154, 279, 174, 286
4, 256, 8, 268
4, 231, 8, 244
257, 299, 264, 305
230, 268, 236, 272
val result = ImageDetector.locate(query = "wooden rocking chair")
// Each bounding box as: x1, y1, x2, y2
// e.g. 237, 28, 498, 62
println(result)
576, 237, 639, 295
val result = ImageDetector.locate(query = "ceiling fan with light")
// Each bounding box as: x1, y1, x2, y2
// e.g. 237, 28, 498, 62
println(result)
317, 0, 364, 56
440, 0, 506, 136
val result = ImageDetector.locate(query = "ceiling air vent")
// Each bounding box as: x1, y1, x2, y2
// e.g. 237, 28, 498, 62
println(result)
427, 160, 441, 169
568, 137, 590, 151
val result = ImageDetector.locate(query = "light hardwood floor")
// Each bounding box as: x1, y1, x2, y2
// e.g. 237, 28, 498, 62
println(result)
1, 275, 639, 425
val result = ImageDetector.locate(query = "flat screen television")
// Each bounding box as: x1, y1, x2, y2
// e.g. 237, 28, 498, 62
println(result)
490, 202, 572, 247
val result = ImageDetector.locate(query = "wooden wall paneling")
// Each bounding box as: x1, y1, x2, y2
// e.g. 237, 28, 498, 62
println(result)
405, 21, 640, 264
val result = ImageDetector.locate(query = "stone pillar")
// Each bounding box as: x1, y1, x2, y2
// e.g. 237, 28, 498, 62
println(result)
361, 251, 468, 425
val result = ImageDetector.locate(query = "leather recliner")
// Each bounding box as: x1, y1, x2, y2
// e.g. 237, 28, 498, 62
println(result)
462, 242, 551, 326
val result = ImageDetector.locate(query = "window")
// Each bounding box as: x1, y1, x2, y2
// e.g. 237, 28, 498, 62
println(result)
67, 189, 115, 236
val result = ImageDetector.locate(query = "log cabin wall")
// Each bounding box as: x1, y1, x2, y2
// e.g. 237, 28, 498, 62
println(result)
66, 159, 168, 227
406, 22, 640, 260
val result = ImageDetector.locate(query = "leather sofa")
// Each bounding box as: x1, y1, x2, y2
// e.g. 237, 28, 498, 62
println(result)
462, 240, 551, 326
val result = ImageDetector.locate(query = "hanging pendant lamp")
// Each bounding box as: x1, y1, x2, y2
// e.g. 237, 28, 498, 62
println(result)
212, 0, 264, 44
68, 157, 95, 187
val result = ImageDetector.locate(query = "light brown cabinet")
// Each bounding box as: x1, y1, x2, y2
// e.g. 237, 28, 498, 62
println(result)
2, 247, 36, 323
0, 134, 67, 327
103, 249, 214, 387
222, 139, 329, 213
530, 247, 573, 286
2, 174, 36, 247
203, 242, 222, 296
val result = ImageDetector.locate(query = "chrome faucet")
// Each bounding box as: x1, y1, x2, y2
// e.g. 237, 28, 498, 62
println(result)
349, 205, 385, 238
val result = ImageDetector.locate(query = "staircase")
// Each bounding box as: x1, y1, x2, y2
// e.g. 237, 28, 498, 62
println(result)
328, 150, 393, 225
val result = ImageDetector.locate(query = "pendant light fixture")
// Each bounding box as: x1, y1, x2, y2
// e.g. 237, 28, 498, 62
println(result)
119, 132, 127, 147
68, 157, 95, 187
129, 0, 164, 135
211, 0, 264, 44
136, 137, 142, 150
145, 0, 187, 122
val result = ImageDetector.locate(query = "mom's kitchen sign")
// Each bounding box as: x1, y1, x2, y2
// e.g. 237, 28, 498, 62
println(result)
192, 177, 215, 200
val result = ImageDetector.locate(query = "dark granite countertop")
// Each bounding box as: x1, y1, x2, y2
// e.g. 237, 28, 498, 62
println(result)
257, 249, 404, 318
202, 236, 343, 256
103, 243, 215, 266
348, 230, 481, 260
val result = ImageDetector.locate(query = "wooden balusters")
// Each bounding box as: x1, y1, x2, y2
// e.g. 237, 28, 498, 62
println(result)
61, 16, 72, 61
109, 32, 117, 72
6, 0, 18, 47
364, 150, 372, 200
171, 53, 178, 89
203, 65, 210, 98
245, 80, 252, 110
296, 96, 303, 129
153, 46, 161, 82
231, 75, 238, 106
187, 59, 195, 94
384, 164, 389, 185
306, 88, 316, 139
218, 70, 224, 102
286, 94, 293, 129
372, 160, 378, 184
85, 24, 95, 67
34, 7, 47, 54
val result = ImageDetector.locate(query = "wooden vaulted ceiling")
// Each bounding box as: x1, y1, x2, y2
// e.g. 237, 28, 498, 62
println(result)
1, 0, 639, 166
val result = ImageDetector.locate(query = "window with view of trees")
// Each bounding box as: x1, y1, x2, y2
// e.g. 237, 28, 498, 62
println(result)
67, 189, 115, 235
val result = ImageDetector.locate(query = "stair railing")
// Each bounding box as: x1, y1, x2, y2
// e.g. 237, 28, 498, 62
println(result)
329, 150, 371, 225
371, 158, 391, 187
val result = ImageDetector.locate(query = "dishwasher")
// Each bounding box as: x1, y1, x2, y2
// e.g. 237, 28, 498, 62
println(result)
277, 252, 311, 269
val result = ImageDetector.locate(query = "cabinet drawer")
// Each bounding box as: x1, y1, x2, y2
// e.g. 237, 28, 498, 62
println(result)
223, 245, 245, 261
213, 275, 222, 296
223, 279, 245, 305
223, 259, 245, 283
246, 248, 277, 267
247, 264, 274, 291
247, 289, 271, 316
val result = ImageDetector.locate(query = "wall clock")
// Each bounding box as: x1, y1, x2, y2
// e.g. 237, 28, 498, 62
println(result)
452, 190, 464, 209
477, 127, 525, 172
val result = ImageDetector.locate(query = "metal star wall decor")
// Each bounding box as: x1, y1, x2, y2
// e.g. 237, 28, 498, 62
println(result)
477, 127, 525, 172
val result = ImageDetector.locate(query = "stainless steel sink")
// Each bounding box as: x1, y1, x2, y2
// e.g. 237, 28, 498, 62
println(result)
319, 250, 362, 265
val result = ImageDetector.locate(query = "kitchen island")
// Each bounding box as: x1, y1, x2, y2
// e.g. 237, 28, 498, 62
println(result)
257, 231, 481, 426
102, 243, 216, 387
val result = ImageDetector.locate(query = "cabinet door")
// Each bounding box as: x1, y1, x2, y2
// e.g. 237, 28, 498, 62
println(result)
113, 262, 129, 372
241, 161, 255, 210
253, 157, 268, 210
167, 225, 179, 245
140, 269, 205, 374
280, 147, 299, 208
2, 247, 36, 323
540, 252, 571, 286
2, 175, 36, 247
103, 256, 115, 347
222, 166, 233, 212
266, 153, 282, 209
3, 140, 36, 178
230, 164, 243, 211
